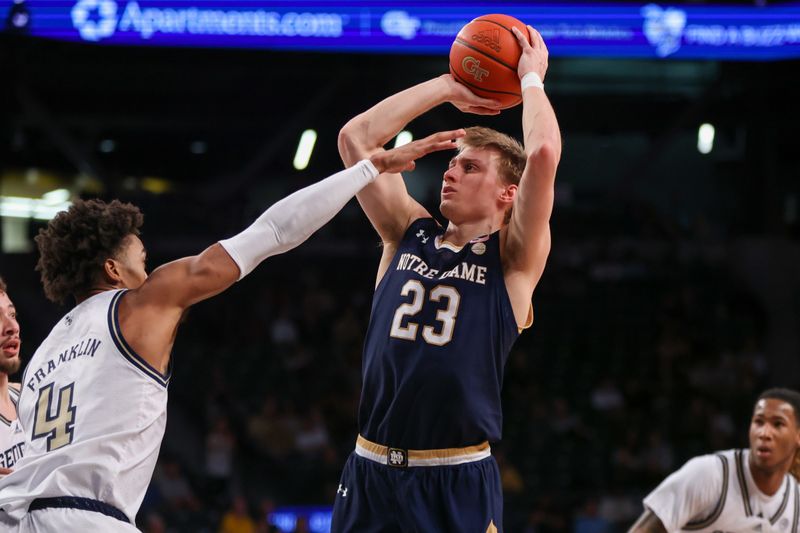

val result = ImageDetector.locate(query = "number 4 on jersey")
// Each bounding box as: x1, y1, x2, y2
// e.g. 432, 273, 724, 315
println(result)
32, 382, 77, 451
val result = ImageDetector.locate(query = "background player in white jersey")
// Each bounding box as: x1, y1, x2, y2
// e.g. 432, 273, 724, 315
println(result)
629, 388, 800, 533
0, 277, 24, 477
0, 132, 464, 533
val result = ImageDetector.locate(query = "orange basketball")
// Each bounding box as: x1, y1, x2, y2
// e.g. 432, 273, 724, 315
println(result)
449, 14, 530, 109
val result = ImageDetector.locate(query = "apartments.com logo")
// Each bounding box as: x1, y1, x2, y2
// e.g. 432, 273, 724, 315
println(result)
72, 0, 117, 42
70, 0, 345, 42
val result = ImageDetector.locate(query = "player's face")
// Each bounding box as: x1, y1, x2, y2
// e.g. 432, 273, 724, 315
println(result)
115, 234, 148, 290
440, 147, 512, 225
0, 291, 21, 375
749, 398, 800, 473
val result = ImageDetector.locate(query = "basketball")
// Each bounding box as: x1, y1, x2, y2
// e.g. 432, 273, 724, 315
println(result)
449, 14, 530, 109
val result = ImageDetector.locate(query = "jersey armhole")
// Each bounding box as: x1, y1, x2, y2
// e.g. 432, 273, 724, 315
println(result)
108, 290, 172, 388
684, 454, 729, 530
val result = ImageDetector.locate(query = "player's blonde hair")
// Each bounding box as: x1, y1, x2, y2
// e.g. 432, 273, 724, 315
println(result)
457, 126, 526, 224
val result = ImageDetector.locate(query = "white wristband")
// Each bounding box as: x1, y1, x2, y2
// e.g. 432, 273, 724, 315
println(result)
520, 72, 544, 91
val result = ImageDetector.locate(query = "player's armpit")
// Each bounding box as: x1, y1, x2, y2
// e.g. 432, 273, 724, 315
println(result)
340, 124, 429, 244
628, 509, 668, 533
113, 246, 237, 375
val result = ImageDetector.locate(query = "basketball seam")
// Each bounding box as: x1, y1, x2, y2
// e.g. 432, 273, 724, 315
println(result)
454, 38, 518, 73
474, 18, 516, 33
473, 18, 530, 51
450, 67, 521, 98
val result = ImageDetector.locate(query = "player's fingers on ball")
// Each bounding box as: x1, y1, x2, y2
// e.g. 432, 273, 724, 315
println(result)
467, 106, 493, 115
532, 26, 547, 50
528, 26, 541, 47
475, 96, 503, 108
511, 26, 527, 46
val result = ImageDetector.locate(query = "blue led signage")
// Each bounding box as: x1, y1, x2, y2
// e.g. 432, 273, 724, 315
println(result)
3, 1, 800, 60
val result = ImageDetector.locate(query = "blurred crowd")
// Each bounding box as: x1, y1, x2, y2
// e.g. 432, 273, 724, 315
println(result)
2, 185, 784, 533
120, 203, 769, 533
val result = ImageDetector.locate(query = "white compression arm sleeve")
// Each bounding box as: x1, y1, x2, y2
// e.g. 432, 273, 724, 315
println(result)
219, 159, 379, 280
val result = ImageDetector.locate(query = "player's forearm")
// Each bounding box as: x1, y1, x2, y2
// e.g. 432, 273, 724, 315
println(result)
506, 90, 560, 272
516, 89, 560, 230
220, 159, 379, 280
521, 88, 561, 164
338, 77, 449, 166
142, 160, 380, 307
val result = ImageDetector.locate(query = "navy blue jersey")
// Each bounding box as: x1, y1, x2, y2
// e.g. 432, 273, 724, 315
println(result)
359, 218, 520, 450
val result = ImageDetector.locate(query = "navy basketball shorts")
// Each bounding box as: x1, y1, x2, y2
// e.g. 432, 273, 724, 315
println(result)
331, 436, 503, 533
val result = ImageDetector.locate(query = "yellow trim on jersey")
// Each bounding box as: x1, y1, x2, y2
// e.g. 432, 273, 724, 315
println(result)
518, 303, 534, 334
434, 235, 465, 252
355, 435, 491, 467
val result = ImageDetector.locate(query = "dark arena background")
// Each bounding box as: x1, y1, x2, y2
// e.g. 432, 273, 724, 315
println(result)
1, 1, 800, 531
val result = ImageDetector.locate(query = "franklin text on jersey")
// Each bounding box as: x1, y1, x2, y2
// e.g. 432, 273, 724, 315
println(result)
24, 337, 102, 393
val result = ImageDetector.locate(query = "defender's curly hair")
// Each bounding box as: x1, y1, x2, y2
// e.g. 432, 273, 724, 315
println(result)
0, 276, 6, 293
35, 199, 143, 304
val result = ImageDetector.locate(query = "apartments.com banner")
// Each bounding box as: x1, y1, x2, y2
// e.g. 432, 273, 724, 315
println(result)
3, 1, 800, 60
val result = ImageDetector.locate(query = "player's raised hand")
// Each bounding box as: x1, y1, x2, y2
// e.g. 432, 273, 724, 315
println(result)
370, 129, 466, 174
0, 467, 12, 477
512, 25, 549, 82
439, 74, 503, 115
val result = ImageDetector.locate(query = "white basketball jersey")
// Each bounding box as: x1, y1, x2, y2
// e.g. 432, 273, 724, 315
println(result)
0, 290, 170, 525
645, 449, 799, 533
0, 385, 25, 470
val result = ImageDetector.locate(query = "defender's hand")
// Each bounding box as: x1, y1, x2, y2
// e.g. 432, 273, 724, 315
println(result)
512, 26, 549, 81
439, 74, 503, 115
370, 129, 466, 174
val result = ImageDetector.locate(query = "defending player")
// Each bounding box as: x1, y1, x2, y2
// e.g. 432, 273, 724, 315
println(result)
0, 131, 463, 532
0, 277, 24, 478
629, 388, 800, 533
331, 26, 560, 531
